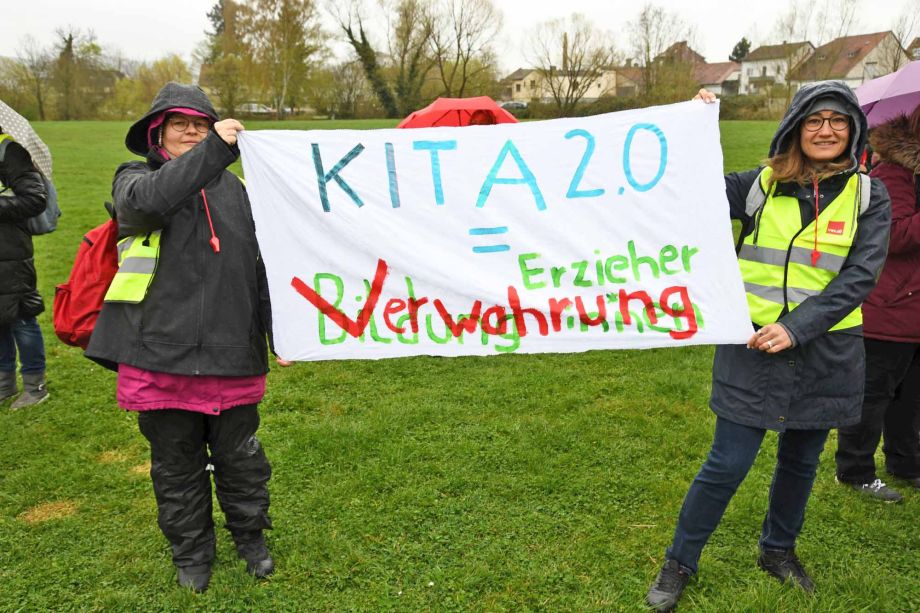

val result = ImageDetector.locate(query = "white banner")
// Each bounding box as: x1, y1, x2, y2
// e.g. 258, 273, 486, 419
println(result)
239, 101, 753, 361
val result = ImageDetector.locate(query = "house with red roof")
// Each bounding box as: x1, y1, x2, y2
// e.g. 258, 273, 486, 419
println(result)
789, 31, 909, 90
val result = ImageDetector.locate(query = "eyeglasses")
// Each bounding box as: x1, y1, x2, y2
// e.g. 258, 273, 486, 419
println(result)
166, 116, 211, 133
803, 115, 849, 132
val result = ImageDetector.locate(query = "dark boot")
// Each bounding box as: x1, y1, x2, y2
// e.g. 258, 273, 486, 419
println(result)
0, 371, 16, 403
757, 548, 815, 593
176, 563, 212, 593
234, 530, 275, 579
646, 559, 691, 611
11, 372, 48, 409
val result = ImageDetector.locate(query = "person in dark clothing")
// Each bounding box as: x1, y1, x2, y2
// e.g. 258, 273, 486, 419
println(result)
835, 104, 920, 501
85, 83, 275, 593
0, 125, 49, 409
646, 82, 891, 611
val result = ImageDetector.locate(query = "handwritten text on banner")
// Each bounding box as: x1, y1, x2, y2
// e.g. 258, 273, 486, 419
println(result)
238, 101, 753, 361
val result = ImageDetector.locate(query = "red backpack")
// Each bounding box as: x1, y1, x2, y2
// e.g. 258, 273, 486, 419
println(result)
53, 206, 119, 348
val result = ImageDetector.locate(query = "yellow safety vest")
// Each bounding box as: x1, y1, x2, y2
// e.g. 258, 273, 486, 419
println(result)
738, 167, 863, 332
104, 230, 161, 303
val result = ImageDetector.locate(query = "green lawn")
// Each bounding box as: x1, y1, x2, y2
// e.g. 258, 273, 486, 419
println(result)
1, 118, 917, 612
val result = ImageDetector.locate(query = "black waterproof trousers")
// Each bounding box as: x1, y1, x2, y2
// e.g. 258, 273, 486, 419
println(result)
836, 339, 920, 483
137, 404, 272, 568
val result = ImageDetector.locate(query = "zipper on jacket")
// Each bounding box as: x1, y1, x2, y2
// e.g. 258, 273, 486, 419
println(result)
195, 194, 206, 375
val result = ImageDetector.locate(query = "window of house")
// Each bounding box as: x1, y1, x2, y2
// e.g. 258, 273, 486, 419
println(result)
530, 80, 536, 88
516, 83, 521, 92
761, 66, 767, 76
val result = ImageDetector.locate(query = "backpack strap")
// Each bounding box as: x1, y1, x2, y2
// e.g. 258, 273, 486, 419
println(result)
858, 173, 871, 216
744, 168, 769, 218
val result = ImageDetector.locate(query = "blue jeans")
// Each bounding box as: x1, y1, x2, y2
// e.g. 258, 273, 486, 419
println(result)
667, 417, 829, 574
0, 317, 46, 375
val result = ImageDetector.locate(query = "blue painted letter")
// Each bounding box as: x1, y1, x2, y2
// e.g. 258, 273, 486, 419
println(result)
477, 140, 546, 211
565, 129, 605, 199
623, 124, 667, 193
311, 143, 366, 212
413, 140, 457, 205
385, 142, 400, 208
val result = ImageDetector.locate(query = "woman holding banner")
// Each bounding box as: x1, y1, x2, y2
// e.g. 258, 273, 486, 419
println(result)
646, 81, 891, 611
86, 83, 275, 593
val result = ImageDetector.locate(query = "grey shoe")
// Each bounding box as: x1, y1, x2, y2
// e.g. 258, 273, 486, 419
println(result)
841, 478, 903, 503
646, 559, 691, 611
234, 530, 275, 579
10, 372, 48, 409
176, 563, 212, 593
0, 370, 16, 402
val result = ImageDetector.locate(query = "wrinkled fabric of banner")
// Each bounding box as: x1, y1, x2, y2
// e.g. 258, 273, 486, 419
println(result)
239, 100, 753, 361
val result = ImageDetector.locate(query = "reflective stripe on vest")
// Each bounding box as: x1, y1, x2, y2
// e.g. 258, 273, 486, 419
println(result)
104, 230, 161, 303
738, 167, 862, 331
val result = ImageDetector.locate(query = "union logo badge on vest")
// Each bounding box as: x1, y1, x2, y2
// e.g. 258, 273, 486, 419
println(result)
827, 221, 846, 235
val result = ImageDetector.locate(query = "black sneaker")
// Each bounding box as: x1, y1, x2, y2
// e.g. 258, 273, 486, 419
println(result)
176, 563, 212, 593
646, 559, 691, 611
757, 548, 814, 593
840, 477, 903, 503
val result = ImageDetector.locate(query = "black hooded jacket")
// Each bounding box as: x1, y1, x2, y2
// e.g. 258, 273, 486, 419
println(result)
0, 137, 47, 324
709, 81, 891, 431
85, 83, 271, 376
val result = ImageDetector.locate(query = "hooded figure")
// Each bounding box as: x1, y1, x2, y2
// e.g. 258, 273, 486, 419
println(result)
85, 82, 275, 593
0, 121, 49, 408
647, 81, 892, 611
835, 104, 920, 499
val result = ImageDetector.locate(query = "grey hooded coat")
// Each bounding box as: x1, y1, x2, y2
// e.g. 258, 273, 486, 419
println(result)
710, 81, 891, 431
85, 83, 271, 376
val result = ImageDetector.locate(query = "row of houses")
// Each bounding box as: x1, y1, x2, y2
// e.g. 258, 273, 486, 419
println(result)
503, 32, 920, 104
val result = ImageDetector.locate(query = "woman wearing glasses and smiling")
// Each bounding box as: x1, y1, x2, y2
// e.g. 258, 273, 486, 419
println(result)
86, 83, 275, 592
645, 82, 891, 611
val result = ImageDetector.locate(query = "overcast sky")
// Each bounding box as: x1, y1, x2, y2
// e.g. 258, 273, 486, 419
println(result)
0, 0, 913, 74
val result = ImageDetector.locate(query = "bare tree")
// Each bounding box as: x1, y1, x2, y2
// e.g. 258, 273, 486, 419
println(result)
15, 36, 53, 120
628, 4, 694, 101
774, 0, 859, 95
332, 0, 435, 117
386, 0, 437, 115
528, 13, 615, 116
430, 0, 502, 97
880, 0, 920, 72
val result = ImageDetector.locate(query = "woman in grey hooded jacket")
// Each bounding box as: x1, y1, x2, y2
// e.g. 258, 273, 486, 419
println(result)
87, 83, 275, 593
646, 81, 891, 611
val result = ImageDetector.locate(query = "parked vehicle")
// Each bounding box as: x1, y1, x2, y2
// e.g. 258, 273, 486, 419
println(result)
238, 103, 274, 115
501, 101, 528, 110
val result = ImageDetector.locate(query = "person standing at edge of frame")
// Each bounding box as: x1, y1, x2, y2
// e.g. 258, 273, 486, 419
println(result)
84, 82, 276, 593
0, 123, 49, 409
645, 81, 891, 611
835, 103, 920, 501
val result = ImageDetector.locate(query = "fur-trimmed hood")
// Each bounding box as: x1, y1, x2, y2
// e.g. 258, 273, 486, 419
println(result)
869, 114, 920, 173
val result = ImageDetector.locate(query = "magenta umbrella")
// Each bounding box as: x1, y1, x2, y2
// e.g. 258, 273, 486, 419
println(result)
856, 60, 920, 127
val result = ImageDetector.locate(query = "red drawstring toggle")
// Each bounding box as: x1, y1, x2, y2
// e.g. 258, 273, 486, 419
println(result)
200, 188, 220, 253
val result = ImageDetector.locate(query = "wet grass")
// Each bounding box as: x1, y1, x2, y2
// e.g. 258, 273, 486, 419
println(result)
0, 118, 916, 611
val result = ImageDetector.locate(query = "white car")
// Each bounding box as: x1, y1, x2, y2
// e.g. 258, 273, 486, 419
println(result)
238, 103, 274, 115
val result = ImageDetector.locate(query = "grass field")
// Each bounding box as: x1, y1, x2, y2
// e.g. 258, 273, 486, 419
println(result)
1, 117, 918, 612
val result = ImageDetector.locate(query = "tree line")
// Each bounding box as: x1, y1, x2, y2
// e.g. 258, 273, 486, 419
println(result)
1, 0, 918, 122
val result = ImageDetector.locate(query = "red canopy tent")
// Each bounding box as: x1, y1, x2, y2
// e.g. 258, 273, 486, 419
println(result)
397, 96, 518, 128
